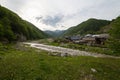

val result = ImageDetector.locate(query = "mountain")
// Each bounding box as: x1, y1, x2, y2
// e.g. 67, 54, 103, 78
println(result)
107, 16, 120, 54
63, 18, 111, 36
0, 6, 48, 42
44, 30, 65, 37
109, 16, 120, 39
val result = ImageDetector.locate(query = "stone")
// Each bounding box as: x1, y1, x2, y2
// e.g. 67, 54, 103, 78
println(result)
91, 68, 97, 73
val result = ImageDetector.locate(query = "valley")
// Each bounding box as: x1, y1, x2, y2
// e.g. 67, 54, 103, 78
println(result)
0, 4, 120, 80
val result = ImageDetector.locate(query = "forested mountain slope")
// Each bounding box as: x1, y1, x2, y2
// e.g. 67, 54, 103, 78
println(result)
63, 18, 111, 36
108, 16, 120, 54
0, 6, 48, 42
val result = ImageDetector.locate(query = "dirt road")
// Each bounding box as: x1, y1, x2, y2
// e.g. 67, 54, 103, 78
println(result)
24, 42, 120, 58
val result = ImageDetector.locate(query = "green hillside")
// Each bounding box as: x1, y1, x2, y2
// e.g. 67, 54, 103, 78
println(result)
108, 16, 120, 54
63, 18, 111, 36
0, 6, 48, 42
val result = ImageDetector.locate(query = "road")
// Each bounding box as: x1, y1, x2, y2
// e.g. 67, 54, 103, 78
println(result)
24, 42, 120, 58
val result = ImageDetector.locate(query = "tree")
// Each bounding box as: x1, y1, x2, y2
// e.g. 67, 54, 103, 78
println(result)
0, 24, 4, 37
4, 26, 16, 42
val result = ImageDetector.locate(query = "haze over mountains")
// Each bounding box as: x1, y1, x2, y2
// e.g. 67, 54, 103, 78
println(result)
44, 30, 65, 37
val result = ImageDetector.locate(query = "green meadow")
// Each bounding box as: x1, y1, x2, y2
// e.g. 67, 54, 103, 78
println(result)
0, 43, 120, 80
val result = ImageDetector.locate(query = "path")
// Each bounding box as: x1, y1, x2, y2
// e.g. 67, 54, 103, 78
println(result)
24, 42, 120, 58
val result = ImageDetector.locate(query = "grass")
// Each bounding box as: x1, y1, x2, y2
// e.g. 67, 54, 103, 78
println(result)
0, 43, 120, 80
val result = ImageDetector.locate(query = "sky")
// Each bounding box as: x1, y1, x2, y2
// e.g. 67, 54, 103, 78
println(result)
0, 0, 120, 31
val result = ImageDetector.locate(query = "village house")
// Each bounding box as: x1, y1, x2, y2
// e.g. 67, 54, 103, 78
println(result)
65, 35, 82, 42
65, 34, 109, 46
82, 34, 109, 46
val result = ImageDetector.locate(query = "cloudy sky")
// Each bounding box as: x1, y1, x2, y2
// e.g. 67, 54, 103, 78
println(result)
1, 0, 120, 31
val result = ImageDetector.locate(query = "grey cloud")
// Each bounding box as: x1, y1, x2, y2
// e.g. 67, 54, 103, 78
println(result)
36, 14, 64, 27
35, 16, 43, 22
